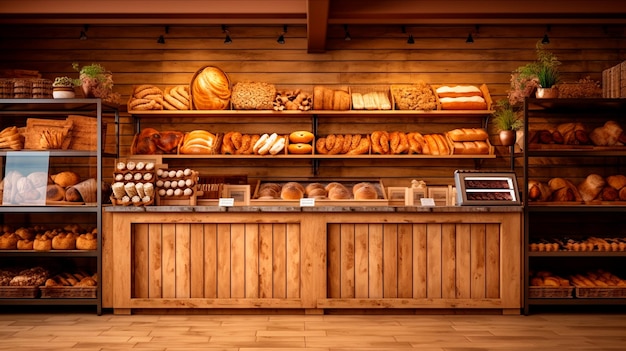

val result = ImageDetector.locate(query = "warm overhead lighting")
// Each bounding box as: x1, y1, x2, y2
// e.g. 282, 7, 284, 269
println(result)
157, 26, 168, 44
343, 25, 351, 41
277, 25, 287, 44
79, 24, 88, 40
407, 34, 415, 44
542, 25, 551, 44
222, 25, 232, 44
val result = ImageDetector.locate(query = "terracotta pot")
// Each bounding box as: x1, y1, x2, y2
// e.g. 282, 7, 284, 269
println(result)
535, 86, 559, 99
81, 81, 94, 98
499, 130, 517, 146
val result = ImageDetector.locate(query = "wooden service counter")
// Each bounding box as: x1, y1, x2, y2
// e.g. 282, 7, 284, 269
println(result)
102, 205, 522, 314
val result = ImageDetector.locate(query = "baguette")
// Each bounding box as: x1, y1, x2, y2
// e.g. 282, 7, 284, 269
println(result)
447, 128, 489, 142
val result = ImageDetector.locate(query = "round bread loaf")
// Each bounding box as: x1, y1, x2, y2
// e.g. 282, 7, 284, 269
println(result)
0, 233, 19, 249
354, 184, 378, 200
76, 233, 97, 250
191, 66, 231, 110
46, 184, 65, 201
52, 233, 76, 250
17, 239, 34, 250
280, 185, 303, 200
283, 182, 305, 194
305, 182, 325, 195
328, 185, 351, 200
33, 234, 52, 251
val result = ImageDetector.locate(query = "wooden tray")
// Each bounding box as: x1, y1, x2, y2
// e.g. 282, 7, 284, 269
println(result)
0, 286, 39, 298
40, 286, 96, 298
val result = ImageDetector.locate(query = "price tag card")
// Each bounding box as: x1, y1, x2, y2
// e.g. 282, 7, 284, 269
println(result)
300, 198, 315, 207
219, 198, 235, 207
420, 198, 436, 207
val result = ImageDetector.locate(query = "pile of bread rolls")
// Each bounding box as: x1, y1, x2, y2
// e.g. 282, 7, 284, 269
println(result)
180, 130, 219, 155
530, 120, 626, 146
273, 89, 312, 111
191, 66, 231, 110
313, 86, 351, 110
435, 85, 488, 110
0, 126, 23, 150
155, 168, 197, 198
44, 270, 97, 288
529, 237, 626, 252
530, 270, 571, 287
255, 181, 380, 201
570, 269, 626, 288
128, 85, 164, 111
529, 173, 626, 203
0, 224, 97, 251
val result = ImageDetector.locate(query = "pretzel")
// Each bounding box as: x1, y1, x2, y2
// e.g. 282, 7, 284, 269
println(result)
347, 136, 370, 155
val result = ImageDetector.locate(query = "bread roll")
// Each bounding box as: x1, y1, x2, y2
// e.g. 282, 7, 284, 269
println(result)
307, 187, 327, 198
76, 233, 97, 250
607, 175, 626, 190
528, 180, 552, 202
280, 184, 303, 200
447, 128, 489, 142
577, 174, 605, 202
33, 234, 52, 251
64, 187, 84, 202
52, 233, 76, 250
51, 171, 80, 187
46, 184, 65, 201
328, 185, 351, 200
353, 183, 378, 200
600, 186, 619, 201
549, 178, 582, 202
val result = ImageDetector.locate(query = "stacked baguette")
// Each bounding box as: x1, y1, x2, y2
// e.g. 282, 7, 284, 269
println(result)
446, 128, 490, 155
436, 85, 487, 110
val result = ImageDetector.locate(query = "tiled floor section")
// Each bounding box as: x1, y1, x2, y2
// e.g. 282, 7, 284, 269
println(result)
0, 312, 625, 350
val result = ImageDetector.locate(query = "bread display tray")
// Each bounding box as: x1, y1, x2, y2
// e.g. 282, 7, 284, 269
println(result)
40, 286, 96, 299
575, 287, 626, 298
454, 170, 521, 206
529, 286, 574, 298
0, 286, 39, 298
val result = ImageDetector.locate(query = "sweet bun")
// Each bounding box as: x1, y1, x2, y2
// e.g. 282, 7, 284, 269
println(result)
0, 233, 19, 249
283, 182, 305, 194
289, 131, 314, 144
191, 66, 231, 110
51, 171, 80, 187
52, 233, 76, 250
17, 239, 33, 250
353, 183, 378, 200
76, 233, 97, 250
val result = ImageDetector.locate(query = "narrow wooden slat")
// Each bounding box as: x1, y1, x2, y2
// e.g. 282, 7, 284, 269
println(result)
174, 223, 191, 298
148, 223, 163, 298
382, 224, 398, 298
441, 223, 456, 299
327, 223, 340, 298
470, 224, 487, 299
244, 223, 259, 299
455, 224, 471, 299
230, 223, 245, 298
161, 223, 176, 298
286, 223, 301, 299
340, 224, 355, 298
368, 224, 383, 299
354, 223, 369, 298
258, 223, 273, 298
485, 223, 501, 299
203, 224, 217, 298
426, 224, 442, 298
412, 223, 427, 299
272, 224, 287, 299
133, 223, 149, 298
189, 224, 205, 298
397, 224, 413, 298
216, 224, 232, 298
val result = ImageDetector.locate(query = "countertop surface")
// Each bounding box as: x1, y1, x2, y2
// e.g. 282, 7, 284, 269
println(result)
105, 205, 523, 213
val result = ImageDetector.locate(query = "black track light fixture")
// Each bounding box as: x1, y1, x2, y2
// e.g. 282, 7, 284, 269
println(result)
407, 34, 415, 44
157, 26, 168, 44
466, 25, 478, 43
542, 25, 551, 44
343, 25, 351, 41
222, 25, 232, 44
277, 25, 287, 44
79, 24, 88, 40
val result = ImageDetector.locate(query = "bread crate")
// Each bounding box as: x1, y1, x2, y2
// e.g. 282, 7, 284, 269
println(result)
312, 85, 351, 110
0, 286, 39, 298
529, 286, 574, 298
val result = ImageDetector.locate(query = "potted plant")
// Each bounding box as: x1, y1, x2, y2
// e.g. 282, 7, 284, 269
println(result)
51, 76, 78, 99
72, 62, 121, 104
509, 41, 561, 103
492, 99, 523, 146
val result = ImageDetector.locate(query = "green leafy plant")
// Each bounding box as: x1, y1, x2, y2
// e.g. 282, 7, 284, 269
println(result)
509, 41, 562, 105
52, 76, 78, 87
536, 64, 560, 88
71, 62, 121, 104
492, 99, 523, 131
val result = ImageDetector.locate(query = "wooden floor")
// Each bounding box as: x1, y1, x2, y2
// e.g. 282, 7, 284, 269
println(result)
1, 311, 625, 350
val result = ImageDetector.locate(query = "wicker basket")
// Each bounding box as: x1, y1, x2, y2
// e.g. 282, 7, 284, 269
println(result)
40, 286, 96, 298
0, 286, 39, 298
575, 287, 626, 298
529, 286, 574, 298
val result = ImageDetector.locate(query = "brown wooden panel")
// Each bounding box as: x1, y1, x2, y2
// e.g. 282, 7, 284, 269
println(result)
397, 224, 413, 298
485, 223, 501, 299
441, 223, 456, 299
340, 224, 355, 298
354, 223, 369, 298
202, 224, 217, 298
470, 224, 487, 299
230, 224, 245, 298
161, 223, 176, 298
148, 224, 162, 298
412, 223, 427, 299
244, 223, 259, 298
368, 224, 383, 298
189, 224, 205, 298
426, 224, 442, 298
175, 224, 191, 298
216, 223, 231, 298
133, 223, 149, 298
286, 223, 301, 299
327, 223, 340, 298
382, 224, 398, 298
455, 224, 471, 299
258, 223, 273, 298
272, 224, 287, 299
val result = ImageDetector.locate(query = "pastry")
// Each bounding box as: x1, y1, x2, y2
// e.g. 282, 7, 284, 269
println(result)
46, 184, 65, 201
52, 232, 76, 250
0, 232, 19, 249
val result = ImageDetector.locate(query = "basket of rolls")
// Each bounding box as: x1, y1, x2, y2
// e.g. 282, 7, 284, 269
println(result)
529, 270, 574, 298
433, 84, 492, 111
190, 65, 231, 110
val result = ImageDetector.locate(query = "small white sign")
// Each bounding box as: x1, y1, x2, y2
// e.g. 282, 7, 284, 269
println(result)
420, 198, 436, 207
219, 198, 235, 207
300, 198, 315, 207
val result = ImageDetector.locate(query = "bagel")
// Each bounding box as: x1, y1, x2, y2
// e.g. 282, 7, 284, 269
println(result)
269, 136, 286, 155
258, 133, 278, 155
288, 143, 313, 154
289, 131, 315, 144
253, 133, 270, 153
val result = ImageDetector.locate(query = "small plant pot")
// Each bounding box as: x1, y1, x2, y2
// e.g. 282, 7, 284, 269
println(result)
52, 87, 76, 99
536, 86, 559, 99
499, 130, 517, 147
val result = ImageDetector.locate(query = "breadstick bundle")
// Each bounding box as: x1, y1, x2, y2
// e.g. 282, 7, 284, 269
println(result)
128, 85, 164, 111
163, 85, 191, 110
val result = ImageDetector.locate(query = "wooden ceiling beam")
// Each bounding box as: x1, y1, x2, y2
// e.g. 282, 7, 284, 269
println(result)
306, 0, 330, 53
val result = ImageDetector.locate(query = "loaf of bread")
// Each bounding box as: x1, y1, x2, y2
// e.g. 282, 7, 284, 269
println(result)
328, 184, 351, 200
589, 120, 625, 146
577, 174, 605, 202
447, 128, 489, 142
435, 85, 483, 98
191, 66, 231, 110
439, 96, 487, 110
528, 180, 552, 202
51, 171, 80, 188
422, 134, 450, 156
180, 130, 218, 155
313, 86, 350, 110
548, 178, 582, 202
556, 123, 589, 145
352, 182, 379, 200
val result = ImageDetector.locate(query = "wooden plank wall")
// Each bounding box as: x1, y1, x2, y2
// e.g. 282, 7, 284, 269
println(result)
0, 24, 624, 186
327, 223, 501, 300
